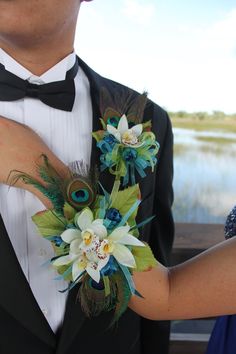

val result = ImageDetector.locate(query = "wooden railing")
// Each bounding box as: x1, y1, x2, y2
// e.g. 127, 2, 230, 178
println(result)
169, 223, 224, 354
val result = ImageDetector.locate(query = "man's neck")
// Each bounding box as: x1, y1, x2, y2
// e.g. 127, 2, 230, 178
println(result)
0, 41, 74, 76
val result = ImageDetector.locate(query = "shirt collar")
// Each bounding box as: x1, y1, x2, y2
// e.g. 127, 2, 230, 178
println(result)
0, 48, 76, 84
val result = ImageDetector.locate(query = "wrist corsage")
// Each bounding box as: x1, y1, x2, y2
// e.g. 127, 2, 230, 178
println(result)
11, 89, 159, 324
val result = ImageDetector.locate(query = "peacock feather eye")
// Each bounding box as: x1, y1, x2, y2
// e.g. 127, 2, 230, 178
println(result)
67, 178, 95, 209
71, 189, 89, 203
107, 116, 120, 128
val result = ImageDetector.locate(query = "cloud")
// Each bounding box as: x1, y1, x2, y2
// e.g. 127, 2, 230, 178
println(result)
122, 0, 155, 25
154, 8, 236, 113
200, 8, 236, 57
76, 4, 236, 113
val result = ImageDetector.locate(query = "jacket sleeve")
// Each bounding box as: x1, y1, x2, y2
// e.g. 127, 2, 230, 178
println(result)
150, 108, 174, 265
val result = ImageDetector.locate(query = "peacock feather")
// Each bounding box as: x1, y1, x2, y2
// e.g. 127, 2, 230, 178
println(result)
110, 271, 132, 325
78, 275, 117, 318
100, 87, 149, 127
9, 155, 99, 214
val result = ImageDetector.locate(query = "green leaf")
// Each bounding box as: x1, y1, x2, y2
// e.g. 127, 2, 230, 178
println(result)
63, 202, 77, 222
103, 276, 111, 297
54, 264, 73, 282
142, 120, 152, 130
32, 209, 67, 237
132, 243, 158, 272
99, 118, 107, 130
111, 184, 140, 225
92, 130, 105, 142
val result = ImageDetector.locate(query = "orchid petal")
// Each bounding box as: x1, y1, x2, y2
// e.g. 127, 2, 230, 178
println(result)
61, 228, 81, 244
76, 208, 93, 231
118, 114, 129, 134
70, 238, 83, 255
98, 256, 110, 271
92, 219, 103, 224
53, 254, 75, 267
109, 225, 130, 242
90, 220, 107, 239
107, 125, 118, 135
72, 262, 84, 282
131, 124, 143, 137
86, 264, 101, 283
118, 234, 145, 246
107, 125, 121, 142
113, 244, 136, 268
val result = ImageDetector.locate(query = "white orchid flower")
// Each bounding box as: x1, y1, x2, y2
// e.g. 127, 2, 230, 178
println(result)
53, 244, 108, 284
99, 225, 145, 268
53, 208, 108, 283
53, 208, 145, 283
107, 114, 143, 148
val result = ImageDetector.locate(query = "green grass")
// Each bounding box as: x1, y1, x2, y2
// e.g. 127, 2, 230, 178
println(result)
196, 136, 236, 144
174, 141, 235, 157
171, 117, 236, 133
174, 144, 186, 155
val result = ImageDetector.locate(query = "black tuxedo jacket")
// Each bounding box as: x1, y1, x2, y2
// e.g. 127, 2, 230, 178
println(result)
0, 58, 174, 354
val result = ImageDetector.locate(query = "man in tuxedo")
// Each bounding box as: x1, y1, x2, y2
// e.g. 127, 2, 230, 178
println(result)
0, 1, 174, 353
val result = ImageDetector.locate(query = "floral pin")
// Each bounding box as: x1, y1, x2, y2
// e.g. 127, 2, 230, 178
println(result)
93, 91, 160, 185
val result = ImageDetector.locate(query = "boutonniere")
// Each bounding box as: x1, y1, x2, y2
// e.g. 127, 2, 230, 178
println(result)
93, 89, 160, 185
11, 88, 159, 324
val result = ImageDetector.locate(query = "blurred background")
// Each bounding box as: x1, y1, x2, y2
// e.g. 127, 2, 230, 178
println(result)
75, 1, 236, 352
76, 0, 236, 225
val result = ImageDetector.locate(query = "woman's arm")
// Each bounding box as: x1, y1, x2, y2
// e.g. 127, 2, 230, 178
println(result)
0, 116, 69, 207
130, 237, 236, 320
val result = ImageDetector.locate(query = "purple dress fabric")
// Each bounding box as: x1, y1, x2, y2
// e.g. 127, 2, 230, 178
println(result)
206, 316, 236, 354
206, 205, 236, 354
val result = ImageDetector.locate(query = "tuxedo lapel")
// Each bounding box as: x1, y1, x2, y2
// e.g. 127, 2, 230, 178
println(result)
79, 56, 115, 193
0, 215, 56, 348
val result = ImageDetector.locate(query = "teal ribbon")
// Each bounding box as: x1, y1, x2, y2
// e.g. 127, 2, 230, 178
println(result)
118, 264, 136, 295
54, 265, 73, 280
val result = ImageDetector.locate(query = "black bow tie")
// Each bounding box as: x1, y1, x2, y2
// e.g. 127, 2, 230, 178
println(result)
0, 58, 79, 111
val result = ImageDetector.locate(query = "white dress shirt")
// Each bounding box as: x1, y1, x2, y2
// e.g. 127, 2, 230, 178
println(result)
0, 48, 93, 333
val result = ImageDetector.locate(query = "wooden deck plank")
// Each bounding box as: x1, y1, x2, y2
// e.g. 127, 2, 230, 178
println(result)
170, 340, 208, 354
174, 223, 224, 250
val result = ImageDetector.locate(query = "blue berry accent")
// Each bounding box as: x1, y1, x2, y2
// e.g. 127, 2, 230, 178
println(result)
103, 134, 117, 147
53, 236, 63, 247
90, 278, 105, 290
101, 257, 118, 276
105, 208, 122, 230
105, 208, 122, 223
122, 148, 138, 161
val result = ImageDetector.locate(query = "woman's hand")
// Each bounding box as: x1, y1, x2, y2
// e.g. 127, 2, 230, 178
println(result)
0, 117, 68, 207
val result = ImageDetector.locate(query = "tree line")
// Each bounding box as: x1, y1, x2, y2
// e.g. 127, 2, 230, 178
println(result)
168, 111, 236, 120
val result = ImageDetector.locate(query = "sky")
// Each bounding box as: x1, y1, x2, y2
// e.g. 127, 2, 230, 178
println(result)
75, 0, 236, 114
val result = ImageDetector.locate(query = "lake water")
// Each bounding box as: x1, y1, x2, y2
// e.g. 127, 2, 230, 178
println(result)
173, 128, 236, 224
